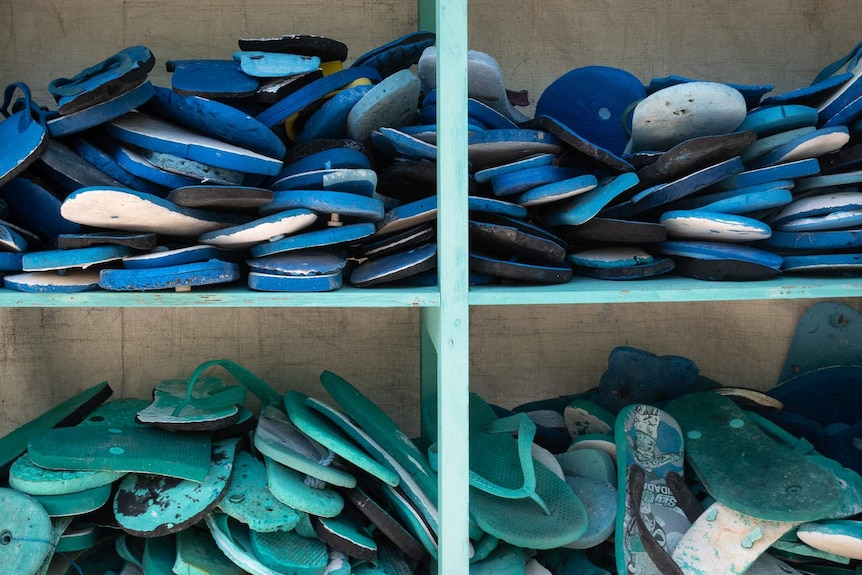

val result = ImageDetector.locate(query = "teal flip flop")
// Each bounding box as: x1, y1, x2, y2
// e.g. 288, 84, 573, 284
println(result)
56, 522, 99, 553
217, 450, 302, 533
0, 488, 54, 575
207, 513, 316, 575
426, 392, 589, 549
264, 455, 345, 517
113, 437, 240, 537
284, 391, 399, 487
254, 405, 356, 488
32, 483, 112, 517
664, 391, 842, 522
174, 527, 242, 575
250, 522, 329, 575
311, 513, 377, 562
615, 404, 693, 575
142, 535, 176, 575
9, 453, 125, 496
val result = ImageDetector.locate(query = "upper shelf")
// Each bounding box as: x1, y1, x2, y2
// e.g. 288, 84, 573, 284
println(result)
0, 276, 858, 307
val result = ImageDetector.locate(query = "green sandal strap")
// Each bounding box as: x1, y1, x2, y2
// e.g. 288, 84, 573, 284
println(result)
172, 359, 282, 416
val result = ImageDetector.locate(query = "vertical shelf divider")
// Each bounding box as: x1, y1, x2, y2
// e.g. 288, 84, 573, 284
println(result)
430, 0, 471, 573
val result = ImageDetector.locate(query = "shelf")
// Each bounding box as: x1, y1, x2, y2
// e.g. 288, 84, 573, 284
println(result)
469, 276, 862, 305
0, 285, 441, 308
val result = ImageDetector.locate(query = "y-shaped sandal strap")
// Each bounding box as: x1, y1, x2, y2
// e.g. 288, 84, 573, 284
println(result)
172, 359, 282, 416
428, 412, 551, 515
628, 464, 685, 575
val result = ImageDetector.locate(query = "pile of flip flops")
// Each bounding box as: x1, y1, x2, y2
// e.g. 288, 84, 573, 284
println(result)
1, 34, 862, 291
1, 301, 861, 575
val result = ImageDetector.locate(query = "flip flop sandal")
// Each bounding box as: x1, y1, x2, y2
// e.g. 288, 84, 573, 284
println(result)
537, 66, 645, 155
251, 222, 376, 258
778, 210, 862, 232
255, 405, 355, 488
370, 127, 438, 162
462, 543, 526, 575
46, 80, 156, 138
671, 256, 782, 281
553, 217, 666, 246
304, 390, 443, 544
670, 181, 793, 215
259, 191, 384, 223
468, 129, 563, 172
275, 148, 372, 182
782, 253, 862, 274
469, 253, 573, 284
796, 520, 862, 560
57, 232, 157, 251
61, 187, 249, 236
264, 456, 345, 517
122, 245, 244, 269
637, 131, 756, 186
248, 270, 343, 292
474, 153, 557, 184
469, 220, 566, 265
285, 391, 399, 487
608, 157, 746, 219
419, 96, 520, 131
747, 126, 850, 169
0, 488, 58, 575
665, 391, 842, 522
56, 522, 99, 554
628, 82, 747, 153
566, 247, 655, 271
425, 392, 589, 549
269, 168, 378, 197
217, 450, 302, 533
713, 158, 822, 192
3, 270, 101, 293
615, 404, 696, 575
344, 485, 426, 561
256, 67, 381, 130
99, 261, 241, 292
793, 171, 862, 195
238, 35, 348, 62
234, 51, 320, 79
761, 73, 855, 107
670, 501, 799, 575
112, 144, 201, 189
32, 483, 113, 517
351, 31, 435, 79
645, 75, 772, 109
468, 196, 528, 219
22, 245, 133, 272
247, 250, 347, 276
0, 83, 49, 188
0, 252, 24, 274
297, 84, 374, 143
28, 419, 212, 482
142, 86, 285, 160
33, 139, 125, 194
49, 46, 154, 115
113, 437, 239, 537
763, 229, 862, 251
556, 448, 616, 485
353, 483, 439, 559
350, 243, 437, 287
656, 241, 783, 270
736, 105, 820, 138
659, 210, 772, 242
106, 112, 281, 176
197, 209, 318, 249
166, 185, 274, 211
564, 400, 615, 439
172, 527, 241, 575
541, 172, 640, 227
166, 59, 258, 99
573, 258, 675, 280
594, 347, 699, 414
375, 197, 437, 236
525, 116, 635, 174
362, 224, 435, 259
516, 174, 598, 207
0, 382, 112, 482
9, 453, 124, 496
142, 151, 246, 186
70, 135, 168, 196
769, 192, 862, 226
559, 475, 617, 550
740, 127, 817, 163
486, 165, 578, 197
419, 47, 526, 124
347, 69, 420, 141
0, 177, 80, 240
311, 513, 376, 561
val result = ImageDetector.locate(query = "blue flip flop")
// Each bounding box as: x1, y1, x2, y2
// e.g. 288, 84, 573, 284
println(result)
112, 144, 201, 189
347, 69, 421, 141
251, 222, 376, 257
517, 174, 598, 207
71, 136, 168, 196
712, 158, 821, 192
736, 105, 819, 138
106, 112, 282, 176
351, 31, 436, 79
4, 270, 102, 293
746, 126, 850, 169
782, 253, 862, 274
375, 196, 438, 236
0, 83, 49, 187
0, 177, 81, 240
778, 210, 862, 232
99, 260, 241, 291
198, 209, 318, 249
370, 127, 438, 162
657, 240, 784, 270
645, 75, 773, 108
670, 181, 793, 215
234, 51, 321, 78
297, 84, 374, 143
536, 66, 646, 155
350, 243, 437, 287
770, 192, 862, 227
469, 252, 572, 284
123, 245, 240, 269
760, 73, 854, 107
468, 129, 562, 171
46, 80, 156, 138
248, 270, 343, 291
142, 86, 286, 159
23, 245, 133, 272
275, 147, 371, 179
167, 59, 259, 99
490, 165, 585, 197
474, 153, 557, 184
740, 127, 816, 163
260, 191, 384, 223
269, 168, 377, 197
763, 229, 862, 250
660, 210, 773, 242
